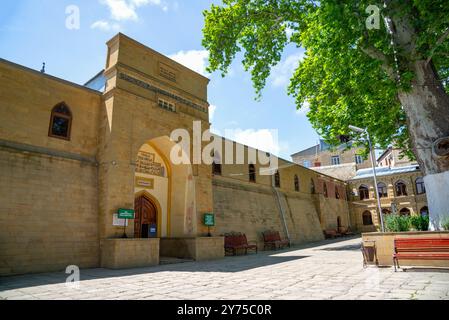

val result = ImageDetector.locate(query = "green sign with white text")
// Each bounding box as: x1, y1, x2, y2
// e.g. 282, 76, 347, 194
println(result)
203, 213, 215, 227
118, 209, 135, 219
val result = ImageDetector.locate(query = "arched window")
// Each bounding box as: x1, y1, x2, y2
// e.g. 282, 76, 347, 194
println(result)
359, 185, 369, 200
395, 180, 408, 196
415, 177, 426, 194
274, 170, 280, 188
377, 182, 388, 198
362, 211, 373, 225
249, 164, 256, 183
335, 186, 340, 199
294, 175, 299, 192
212, 151, 222, 176
323, 183, 328, 198
49, 102, 72, 140
399, 208, 411, 216
382, 208, 391, 215
212, 162, 222, 175
311, 179, 315, 194
420, 206, 429, 217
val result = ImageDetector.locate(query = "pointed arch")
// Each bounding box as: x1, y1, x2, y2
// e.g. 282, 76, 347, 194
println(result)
249, 163, 256, 182
49, 102, 72, 140
274, 170, 281, 188
134, 191, 163, 238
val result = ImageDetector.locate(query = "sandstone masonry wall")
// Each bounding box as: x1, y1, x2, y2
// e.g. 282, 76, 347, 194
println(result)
213, 176, 328, 249
0, 148, 99, 275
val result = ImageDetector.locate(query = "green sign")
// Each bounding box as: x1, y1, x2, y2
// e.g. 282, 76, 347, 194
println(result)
118, 209, 135, 219
203, 213, 215, 227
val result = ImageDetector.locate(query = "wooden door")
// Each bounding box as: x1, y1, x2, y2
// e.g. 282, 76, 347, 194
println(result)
134, 195, 157, 238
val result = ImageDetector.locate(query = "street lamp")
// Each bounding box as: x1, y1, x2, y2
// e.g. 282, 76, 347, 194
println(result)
349, 125, 385, 232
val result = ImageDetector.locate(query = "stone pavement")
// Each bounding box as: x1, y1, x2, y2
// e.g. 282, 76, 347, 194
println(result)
1, 236, 449, 300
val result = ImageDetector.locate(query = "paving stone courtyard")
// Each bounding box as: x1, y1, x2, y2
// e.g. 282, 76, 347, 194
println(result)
1, 236, 449, 300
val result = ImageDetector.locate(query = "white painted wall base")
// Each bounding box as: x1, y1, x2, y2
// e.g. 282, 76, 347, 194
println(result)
424, 171, 449, 230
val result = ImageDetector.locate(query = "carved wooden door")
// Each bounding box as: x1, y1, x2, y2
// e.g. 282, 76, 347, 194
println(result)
134, 195, 157, 238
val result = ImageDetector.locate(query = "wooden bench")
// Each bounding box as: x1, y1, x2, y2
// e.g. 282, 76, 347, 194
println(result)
224, 232, 258, 256
262, 230, 290, 250
323, 229, 338, 239
393, 238, 449, 271
338, 226, 355, 237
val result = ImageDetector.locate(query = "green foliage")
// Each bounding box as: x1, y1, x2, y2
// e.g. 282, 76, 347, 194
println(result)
409, 215, 429, 231
202, 0, 449, 156
442, 217, 449, 231
384, 214, 411, 232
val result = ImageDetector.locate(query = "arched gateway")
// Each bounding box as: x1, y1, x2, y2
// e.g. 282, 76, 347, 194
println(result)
97, 34, 221, 268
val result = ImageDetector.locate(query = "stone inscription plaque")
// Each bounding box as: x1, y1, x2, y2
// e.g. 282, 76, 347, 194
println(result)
136, 151, 165, 177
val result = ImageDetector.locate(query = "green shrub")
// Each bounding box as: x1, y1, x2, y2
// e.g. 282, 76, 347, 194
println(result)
442, 217, 449, 231
409, 215, 429, 231
384, 214, 411, 232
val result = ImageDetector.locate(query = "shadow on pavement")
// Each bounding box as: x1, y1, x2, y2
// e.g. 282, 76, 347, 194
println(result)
0, 255, 310, 291
318, 243, 362, 252
401, 267, 449, 273
0, 236, 363, 291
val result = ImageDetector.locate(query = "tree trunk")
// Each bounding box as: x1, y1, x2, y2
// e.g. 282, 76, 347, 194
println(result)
398, 60, 449, 230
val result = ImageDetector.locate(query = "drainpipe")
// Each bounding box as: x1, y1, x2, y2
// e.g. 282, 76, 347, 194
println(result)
272, 174, 290, 242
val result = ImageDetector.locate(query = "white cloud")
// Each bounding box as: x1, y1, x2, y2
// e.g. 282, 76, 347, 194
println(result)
91, 20, 121, 32
100, 0, 167, 22
285, 27, 294, 40
208, 104, 217, 122
295, 101, 310, 116
270, 52, 304, 87
230, 129, 282, 156
168, 50, 209, 76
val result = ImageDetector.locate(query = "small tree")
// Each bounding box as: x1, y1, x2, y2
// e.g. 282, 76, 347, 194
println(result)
442, 217, 449, 231
384, 215, 410, 232
409, 215, 429, 231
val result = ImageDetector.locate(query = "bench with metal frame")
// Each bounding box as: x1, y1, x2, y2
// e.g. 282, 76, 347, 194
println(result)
393, 237, 449, 272
224, 232, 258, 256
262, 230, 290, 250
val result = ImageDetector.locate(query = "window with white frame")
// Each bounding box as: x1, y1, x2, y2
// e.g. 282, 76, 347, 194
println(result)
355, 155, 363, 164
331, 156, 340, 165
158, 99, 176, 113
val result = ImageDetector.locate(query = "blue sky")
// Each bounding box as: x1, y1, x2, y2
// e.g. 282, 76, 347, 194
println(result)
0, 0, 321, 160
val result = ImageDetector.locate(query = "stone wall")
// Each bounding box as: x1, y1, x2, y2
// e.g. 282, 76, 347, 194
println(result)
212, 176, 350, 249
0, 59, 101, 276
160, 237, 224, 261
292, 145, 372, 170
101, 239, 160, 269
0, 148, 99, 275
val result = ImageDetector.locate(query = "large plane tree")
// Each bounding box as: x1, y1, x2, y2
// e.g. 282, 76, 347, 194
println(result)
202, 0, 449, 229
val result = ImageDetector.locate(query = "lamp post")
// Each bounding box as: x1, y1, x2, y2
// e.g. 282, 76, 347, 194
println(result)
349, 125, 385, 232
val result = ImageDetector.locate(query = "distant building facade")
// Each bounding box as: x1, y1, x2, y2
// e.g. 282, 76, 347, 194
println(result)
347, 165, 428, 232
291, 140, 373, 180
292, 141, 428, 233
377, 146, 416, 168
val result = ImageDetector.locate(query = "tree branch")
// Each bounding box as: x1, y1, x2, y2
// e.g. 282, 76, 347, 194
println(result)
360, 46, 397, 81
426, 27, 449, 65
